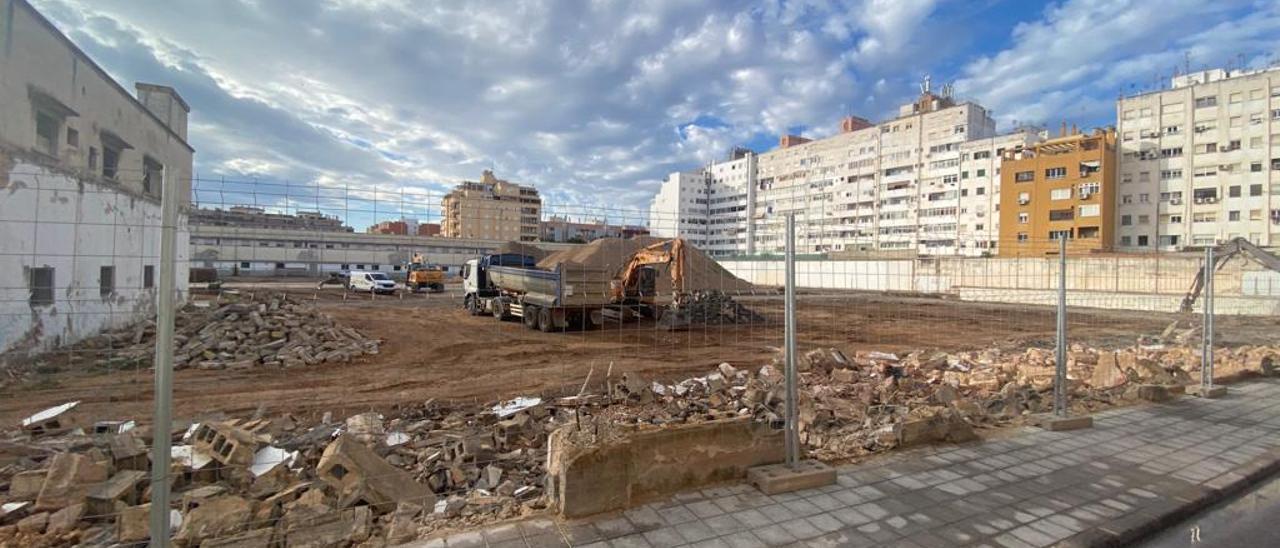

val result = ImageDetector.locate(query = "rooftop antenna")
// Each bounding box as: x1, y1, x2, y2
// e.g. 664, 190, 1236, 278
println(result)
920, 74, 931, 94
1184, 51, 1191, 76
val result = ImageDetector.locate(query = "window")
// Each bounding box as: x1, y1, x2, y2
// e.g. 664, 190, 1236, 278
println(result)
1045, 167, 1067, 180
240, 262, 250, 269
1139, 194, 1150, 203
1137, 235, 1149, 247
1121, 215, 1133, 226
976, 169, 986, 177
1163, 125, 1181, 135
29, 267, 54, 307
102, 145, 120, 180
143, 265, 155, 289
1017, 212, 1029, 224
1138, 215, 1150, 225
1161, 169, 1183, 180
1169, 215, 1183, 224
1159, 147, 1183, 158
1229, 185, 1241, 198
1049, 209, 1074, 221
1017, 192, 1030, 205
1017, 232, 1028, 242
1229, 210, 1241, 222
1122, 195, 1132, 204
1078, 182, 1100, 197
372, 264, 380, 270
1079, 204, 1100, 217
976, 187, 985, 195
66, 127, 79, 148
1015, 171, 1034, 182
275, 262, 286, 269
1120, 236, 1132, 246
1078, 226, 1099, 239
99, 266, 114, 298
142, 157, 164, 197
1194, 96, 1217, 108
88, 147, 98, 170
1230, 92, 1243, 103
1050, 188, 1072, 200
1251, 184, 1263, 197
35, 110, 58, 156
1049, 230, 1072, 240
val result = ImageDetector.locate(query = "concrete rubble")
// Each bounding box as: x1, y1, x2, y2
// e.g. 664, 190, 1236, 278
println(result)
6, 293, 379, 381
2, 337, 1277, 545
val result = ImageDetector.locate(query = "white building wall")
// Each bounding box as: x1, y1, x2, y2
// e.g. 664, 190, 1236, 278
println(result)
1116, 66, 1280, 251
0, 0, 194, 355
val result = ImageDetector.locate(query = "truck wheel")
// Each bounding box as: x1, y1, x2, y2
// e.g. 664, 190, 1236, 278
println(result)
431, 283, 443, 292
465, 295, 481, 316
492, 299, 507, 320
523, 305, 540, 329
538, 307, 555, 333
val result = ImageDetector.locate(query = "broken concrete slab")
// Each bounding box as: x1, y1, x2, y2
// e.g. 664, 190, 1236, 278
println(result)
316, 435, 435, 513
86, 470, 147, 517
116, 503, 151, 543
1032, 413, 1094, 432
20, 401, 83, 437
46, 503, 84, 536
174, 495, 254, 546
282, 506, 372, 548
9, 469, 46, 500
35, 452, 109, 511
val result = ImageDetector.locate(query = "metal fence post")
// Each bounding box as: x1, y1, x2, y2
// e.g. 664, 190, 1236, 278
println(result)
784, 214, 799, 466
1054, 236, 1067, 417
1201, 245, 1215, 390
149, 173, 178, 547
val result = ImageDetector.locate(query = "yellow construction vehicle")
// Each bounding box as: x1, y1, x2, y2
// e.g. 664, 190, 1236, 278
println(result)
405, 253, 446, 293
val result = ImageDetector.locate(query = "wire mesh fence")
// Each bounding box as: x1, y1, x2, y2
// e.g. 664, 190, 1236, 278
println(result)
2, 171, 1280, 546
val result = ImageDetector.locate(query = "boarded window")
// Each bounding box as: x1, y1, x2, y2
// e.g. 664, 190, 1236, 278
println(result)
100, 266, 115, 298
29, 267, 54, 306
143, 265, 155, 289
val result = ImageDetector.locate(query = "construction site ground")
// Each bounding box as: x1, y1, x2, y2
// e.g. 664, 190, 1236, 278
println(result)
4, 283, 1279, 428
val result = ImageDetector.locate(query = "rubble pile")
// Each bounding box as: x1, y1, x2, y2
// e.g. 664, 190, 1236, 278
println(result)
0, 397, 561, 546
657, 291, 767, 330
52, 293, 379, 373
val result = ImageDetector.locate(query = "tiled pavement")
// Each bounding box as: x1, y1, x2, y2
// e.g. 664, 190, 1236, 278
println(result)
407, 380, 1280, 547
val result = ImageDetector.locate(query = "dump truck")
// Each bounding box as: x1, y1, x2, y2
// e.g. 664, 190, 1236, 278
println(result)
405, 253, 446, 293
461, 239, 759, 331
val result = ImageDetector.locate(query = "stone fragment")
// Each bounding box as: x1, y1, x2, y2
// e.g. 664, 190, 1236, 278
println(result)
46, 503, 84, 535
116, 504, 151, 543
9, 469, 46, 500
282, 506, 372, 548
35, 453, 109, 511
16, 512, 48, 534
316, 435, 435, 513
385, 502, 423, 544
174, 495, 254, 545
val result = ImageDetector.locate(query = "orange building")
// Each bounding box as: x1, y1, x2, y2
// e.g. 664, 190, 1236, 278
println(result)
998, 128, 1117, 256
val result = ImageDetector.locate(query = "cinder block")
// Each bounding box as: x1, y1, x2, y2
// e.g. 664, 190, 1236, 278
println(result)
748, 460, 836, 495
1187, 385, 1227, 399
1033, 413, 1093, 431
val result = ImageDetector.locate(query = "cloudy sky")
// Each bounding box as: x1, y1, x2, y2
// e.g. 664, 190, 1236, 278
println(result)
31, 0, 1280, 225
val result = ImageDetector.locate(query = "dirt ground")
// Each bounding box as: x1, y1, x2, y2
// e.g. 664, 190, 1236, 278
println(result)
3, 285, 1278, 426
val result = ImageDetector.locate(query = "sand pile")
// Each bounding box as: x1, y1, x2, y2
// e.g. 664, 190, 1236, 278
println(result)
497, 241, 549, 261
537, 237, 753, 294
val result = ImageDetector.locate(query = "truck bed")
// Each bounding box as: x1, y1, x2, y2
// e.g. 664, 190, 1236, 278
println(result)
488, 261, 613, 307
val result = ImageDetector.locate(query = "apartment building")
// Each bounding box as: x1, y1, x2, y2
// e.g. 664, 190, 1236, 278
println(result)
651, 84, 1042, 257
441, 170, 541, 242
540, 216, 649, 243
1116, 66, 1280, 251
190, 206, 352, 232
0, 0, 193, 355
999, 129, 1117, 257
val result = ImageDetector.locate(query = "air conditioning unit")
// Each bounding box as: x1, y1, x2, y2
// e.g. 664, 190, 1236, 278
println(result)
1194, 198, 1205, 204
1206, 197, 1218, 204
1170, 199, 1183, 205
1018, 199, 1030, 205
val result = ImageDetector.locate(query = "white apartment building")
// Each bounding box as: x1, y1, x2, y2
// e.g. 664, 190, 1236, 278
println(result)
649, 169, 710, 246
651, 86, 1041, 257
1116, 66, 1280, 251
0, 0, 193, 355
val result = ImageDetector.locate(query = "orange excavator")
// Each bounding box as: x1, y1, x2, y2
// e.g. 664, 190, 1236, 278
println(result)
611, 238, 687, 303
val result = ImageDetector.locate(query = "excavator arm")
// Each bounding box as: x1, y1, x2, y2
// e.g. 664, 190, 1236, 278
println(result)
1180, 237, 1280, 312
613, 239, 686, 300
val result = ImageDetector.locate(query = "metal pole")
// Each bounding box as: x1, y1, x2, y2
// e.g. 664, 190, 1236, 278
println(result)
1054, 236, 1067, 417
1202, 246, 1214, 389
784, 214, 799, 466
149, 172, 179, 547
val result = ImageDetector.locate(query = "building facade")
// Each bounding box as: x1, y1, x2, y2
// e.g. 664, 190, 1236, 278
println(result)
1115, 66, 1280, 251
441, 170, 541, 242
0, 0, 193, 355
651, 86, 1042, 257
999, 129, 1117, 256
540, 216, 649, 243
190, 225, 574, 277
190, 206, 351, 232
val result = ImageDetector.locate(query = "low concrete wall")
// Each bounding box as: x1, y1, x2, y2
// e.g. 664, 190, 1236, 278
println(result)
956, 287, 1280, 315
547, 419, 784, 519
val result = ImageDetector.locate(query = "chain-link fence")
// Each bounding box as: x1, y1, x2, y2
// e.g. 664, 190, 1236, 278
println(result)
3, 173, 1280, 546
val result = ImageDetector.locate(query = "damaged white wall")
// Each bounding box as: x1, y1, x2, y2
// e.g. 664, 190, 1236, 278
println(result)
0, 159, 190, 354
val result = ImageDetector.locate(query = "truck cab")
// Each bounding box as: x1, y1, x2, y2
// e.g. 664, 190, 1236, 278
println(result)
462, 253, 537, 314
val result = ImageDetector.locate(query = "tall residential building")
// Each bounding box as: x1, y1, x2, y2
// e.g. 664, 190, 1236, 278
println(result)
441, 170, 541, 242
0, 0, 193, 354
1115, 65, 1280, 251
650, 84, 1042, 256
190, 206, 352, 232
999, 129, 1117, 257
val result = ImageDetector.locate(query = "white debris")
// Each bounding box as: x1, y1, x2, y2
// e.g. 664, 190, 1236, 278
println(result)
385, 432, 410, 446
21, 401, 79, 428
250, 446, 296, 477
492, 397, 542, 418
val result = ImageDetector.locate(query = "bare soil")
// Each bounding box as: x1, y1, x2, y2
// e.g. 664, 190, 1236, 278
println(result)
3, 285, 1277, 426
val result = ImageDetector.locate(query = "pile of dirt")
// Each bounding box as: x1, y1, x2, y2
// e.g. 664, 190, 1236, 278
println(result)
496, 241, 548, 261
537, 237, 754, 294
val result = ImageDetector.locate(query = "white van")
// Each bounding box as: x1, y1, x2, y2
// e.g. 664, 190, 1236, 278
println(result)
348, 271, 398, 294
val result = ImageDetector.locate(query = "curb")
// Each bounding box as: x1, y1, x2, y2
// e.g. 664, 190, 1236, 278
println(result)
1062, 446, 1280, 547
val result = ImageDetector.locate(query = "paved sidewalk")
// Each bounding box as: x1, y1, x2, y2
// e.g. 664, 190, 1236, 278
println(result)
408, 380, 1280, 547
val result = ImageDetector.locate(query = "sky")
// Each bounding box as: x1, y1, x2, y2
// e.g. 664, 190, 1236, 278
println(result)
30, 0, 1280, 227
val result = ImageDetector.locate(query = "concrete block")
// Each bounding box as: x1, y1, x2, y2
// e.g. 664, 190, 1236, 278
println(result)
116, 504, 150, 543
282, 506, 372, 547
1133, 384, 1173, 402
317, 435, 435, 513
86, 470, 147, 517
748, 460, 837, 495
1187, 385, 1227, 398
1033, 414, 1093, 431
174, 495, 255, 546
35, 453, 109, 511
191, 421, 260, 466
9, 469, 46, 500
